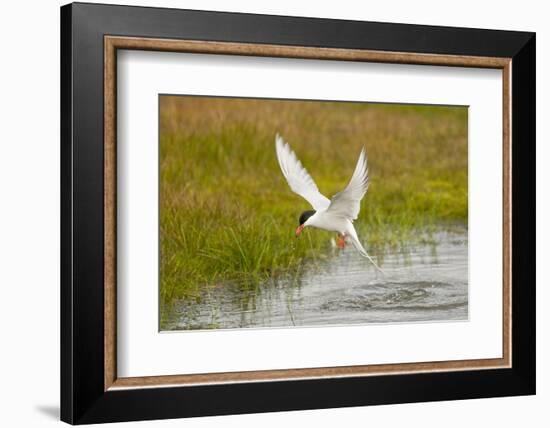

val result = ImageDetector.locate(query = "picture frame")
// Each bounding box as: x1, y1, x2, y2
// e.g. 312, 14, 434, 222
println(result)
60, 2, 535, 424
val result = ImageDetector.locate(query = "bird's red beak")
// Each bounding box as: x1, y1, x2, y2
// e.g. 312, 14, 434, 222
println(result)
295, 224, 305, 237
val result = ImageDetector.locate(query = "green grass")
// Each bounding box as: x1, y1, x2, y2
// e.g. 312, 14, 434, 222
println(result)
159, 96, 468, 326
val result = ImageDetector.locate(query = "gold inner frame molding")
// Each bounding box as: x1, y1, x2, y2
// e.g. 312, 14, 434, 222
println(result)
104, 35, 512, 391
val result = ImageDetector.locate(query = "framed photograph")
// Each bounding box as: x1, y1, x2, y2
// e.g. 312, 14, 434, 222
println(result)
60, 2, 535, 424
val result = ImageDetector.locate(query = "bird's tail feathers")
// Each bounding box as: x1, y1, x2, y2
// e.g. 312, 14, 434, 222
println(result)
349, 235, 384, 273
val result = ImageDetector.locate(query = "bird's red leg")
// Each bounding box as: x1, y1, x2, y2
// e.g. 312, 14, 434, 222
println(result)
336, 234, 342, 248
341, 234, 346, 249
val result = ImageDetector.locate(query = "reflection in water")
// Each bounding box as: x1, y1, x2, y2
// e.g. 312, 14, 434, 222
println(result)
164, 229, 468, 330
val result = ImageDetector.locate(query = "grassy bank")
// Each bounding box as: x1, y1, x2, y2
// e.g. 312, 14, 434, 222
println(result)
159, 96, 467, 323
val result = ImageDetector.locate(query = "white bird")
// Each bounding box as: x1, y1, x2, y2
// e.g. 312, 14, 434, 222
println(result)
275, 134, 383, 272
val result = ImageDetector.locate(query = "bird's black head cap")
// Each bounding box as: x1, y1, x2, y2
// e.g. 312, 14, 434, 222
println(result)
299, 210, 316, 226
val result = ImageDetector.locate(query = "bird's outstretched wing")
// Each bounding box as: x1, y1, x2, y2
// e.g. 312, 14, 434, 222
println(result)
275, 134, 330, 211
325, 148, 369, 220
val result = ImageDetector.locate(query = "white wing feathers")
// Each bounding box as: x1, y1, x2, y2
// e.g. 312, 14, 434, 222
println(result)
275, 134, 331, 211
275, 135, 379, 271
326, 148, 369, 220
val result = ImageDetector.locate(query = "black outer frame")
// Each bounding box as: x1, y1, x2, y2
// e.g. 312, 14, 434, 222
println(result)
60, 2, 535, 424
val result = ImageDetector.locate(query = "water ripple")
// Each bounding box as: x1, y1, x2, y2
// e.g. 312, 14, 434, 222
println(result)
165, 229, 469, 330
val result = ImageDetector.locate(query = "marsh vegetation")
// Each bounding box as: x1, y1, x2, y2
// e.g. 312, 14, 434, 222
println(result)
159, 96, 468, 329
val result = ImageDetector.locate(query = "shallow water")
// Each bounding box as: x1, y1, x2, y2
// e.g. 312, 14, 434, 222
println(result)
164, 229, 468, 330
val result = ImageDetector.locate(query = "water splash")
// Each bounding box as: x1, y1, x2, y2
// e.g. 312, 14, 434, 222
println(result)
164, 229, 468, 330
